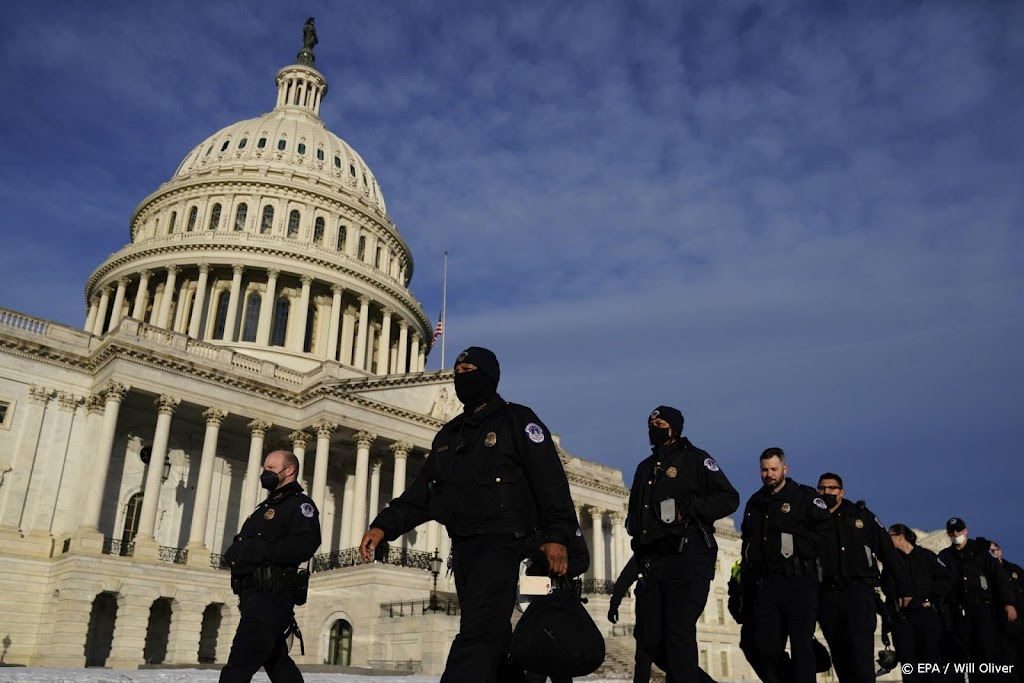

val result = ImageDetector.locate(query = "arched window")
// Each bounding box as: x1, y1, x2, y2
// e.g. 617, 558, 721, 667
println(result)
270, 298, 290, 347
205, 145, 213, 156
212, 291, 230, 340
277, 139, 287, 151
121, 492, 143, 551
374, 246, 382, 269
238, 138, 247, 149
84, 593, 118, 668
220, 140, 230, 152
187, 206, 198, 232
208, 203, 221, 230
260, 206, 274, 234
334, 156, 341, 168
327, 620, 353, 666
241, 293, 261, 342
168, 211, 177, 234
317, 149, 325, 161
349, 164, 356, 177
257, 137, 267, 149
287, 210, 300, 238
313, 217, 325, 244
337, 225, 347, 252
234, 203, 247, 232
198, 604, 223, 664
297, 143, 307, 155
357, 236, 366, 260
143, 598, 173, 665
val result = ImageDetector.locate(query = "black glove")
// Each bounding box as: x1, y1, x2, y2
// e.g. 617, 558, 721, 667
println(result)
608, 602, 620, 624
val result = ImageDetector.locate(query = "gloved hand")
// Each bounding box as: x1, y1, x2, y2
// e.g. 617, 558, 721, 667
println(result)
608, 602, 620, 624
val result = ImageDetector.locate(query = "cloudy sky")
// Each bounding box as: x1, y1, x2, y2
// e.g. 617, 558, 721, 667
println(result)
1, 2, 1021, 553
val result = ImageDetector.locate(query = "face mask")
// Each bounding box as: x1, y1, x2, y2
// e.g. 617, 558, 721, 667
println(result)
260, 469, 281, 491
454, 371, 496, 406
820, 493, 838, 508
952, 534, 966, 546
648, 425, 672, 447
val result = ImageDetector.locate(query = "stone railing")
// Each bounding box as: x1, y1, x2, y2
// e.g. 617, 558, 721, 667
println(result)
379, 592, 460, 618
159, 546, 189, 565
311, 546, 436, 574
365, 660, 422, 674
0, 309, 48, 335
0, 307, 91, 346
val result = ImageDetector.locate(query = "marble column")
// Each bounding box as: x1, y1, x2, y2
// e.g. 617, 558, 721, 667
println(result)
376, 308, 392, 376
368, 457, 382, 524
109, 277, 129, 330
310, 420, 336, 514
349, 431, 376, 547
339, 472, 355, 551
290, 275, 312, 352
326, 284, 343, 361
92, 287, 112, 335
222, 264, 245, 341
340, 305, 356, 365
134, 394, 181, 551
172, 279, 191, 332
255, 268, 279, 345
187, 263, 211, 338
84, 297, 99, 332
418, 346, 426, 372
396, 321, 409, 374
366, 323, 378, 374
609, 512, 625, 580
389, 442, 411, 499
590, 508, 606, 582
155, 265, 179, 329
410, 333, 421, 374
354, 296, 369, 370
131, 269, 153, 320
186, 408, 227, 562
290, 430, 311, 492
2, 387, 52, 531
80, 382, 129, 533
242, 418, 271, 514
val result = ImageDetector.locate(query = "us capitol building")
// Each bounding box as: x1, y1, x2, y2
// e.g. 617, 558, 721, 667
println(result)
0, 24, 940, 678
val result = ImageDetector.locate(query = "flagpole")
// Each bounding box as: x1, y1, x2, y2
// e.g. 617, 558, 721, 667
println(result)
440, 251, 448, 370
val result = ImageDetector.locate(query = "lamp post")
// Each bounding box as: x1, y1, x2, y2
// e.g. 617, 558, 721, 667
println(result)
427, 547, 443, 612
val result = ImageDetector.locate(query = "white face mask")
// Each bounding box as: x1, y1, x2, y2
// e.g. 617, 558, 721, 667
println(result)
953, 534, 967, 546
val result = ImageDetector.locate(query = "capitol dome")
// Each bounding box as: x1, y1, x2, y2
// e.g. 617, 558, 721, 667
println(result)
82, 46, 431, 375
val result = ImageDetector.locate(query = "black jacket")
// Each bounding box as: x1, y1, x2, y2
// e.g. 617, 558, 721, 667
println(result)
938, 538, 1015, 609
882, 545, 953, 612
1001, 559, 1024, 609
371, 394, 578, 546
224, 481, 322, 576
610, 555, 640, 608
816, 499, 912, 597
741, 478, 832, 578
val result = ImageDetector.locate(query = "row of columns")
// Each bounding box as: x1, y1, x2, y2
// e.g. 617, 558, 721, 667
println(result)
579, 504, 628, 583
85, 265, 428, 375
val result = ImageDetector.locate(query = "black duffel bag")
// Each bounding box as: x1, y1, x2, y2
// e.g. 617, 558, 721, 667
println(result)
508, 589, 605, 678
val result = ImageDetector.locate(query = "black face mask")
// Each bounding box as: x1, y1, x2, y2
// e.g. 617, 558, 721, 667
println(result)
454, 371, 497, 406
260, 469, 282, 491
648, 425, 672, 447
820, 493, 839, 508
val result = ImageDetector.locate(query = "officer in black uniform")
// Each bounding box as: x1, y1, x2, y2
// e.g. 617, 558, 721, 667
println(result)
938, 517, 1018, 682
626, 405, 739, 682
739, 447, 831, 683
813, 472, 912, 683
990, 540, 1024, 683
359, 346, 578, 683
885, 523, 953, 683
220, 450, 321, 683
608, 555, 653, 683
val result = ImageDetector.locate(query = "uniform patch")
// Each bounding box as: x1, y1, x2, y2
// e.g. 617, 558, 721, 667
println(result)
813, 497, 827, 509
781, 503, 791, 513
854, 519, 864, 529
525, 423, 545, 443
484, 432, 497, 447
649, 409, 660, 421
264, 508, 276, 520
300, 502, 315, 518
704, 457, 720, 472
457, 351, 468, 363
666, 466, 678, 478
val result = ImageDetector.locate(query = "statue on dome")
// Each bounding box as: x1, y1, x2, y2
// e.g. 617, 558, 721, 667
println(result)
297, 17, 318, 66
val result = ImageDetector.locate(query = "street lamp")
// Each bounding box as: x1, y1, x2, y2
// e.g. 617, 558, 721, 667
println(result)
427, 547, 443, 612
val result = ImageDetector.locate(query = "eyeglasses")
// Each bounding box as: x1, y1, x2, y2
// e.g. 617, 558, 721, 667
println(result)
817, 485, 842, 492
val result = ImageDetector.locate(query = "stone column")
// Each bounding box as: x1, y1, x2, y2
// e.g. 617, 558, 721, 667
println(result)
241, 419, 271, 515
375, 308, 392, 376
310, 420, 336, 513
92, 286, 112, 335
410, 333, 421, 373
222, 264, 245, 342
132, 269, 153, 320
290, 275, 313, 352
396, 321, 409, 374
610, 512, 625, 580
78, 382, 129, 536
389, 442, 411, 500
290, 430, 311, 492
326, 284, 343, 361
590, 508, 606, 582
109, 277, 129, 329
165, 598, 206, 665
172, 280, 191, 332
133, 395, 180, 558
106, 594, 150, 668
187, 263, 211, 338
426, 521, 441, 557
155, 265, 179, 329
368, 457, 382, 523
349, 431, 376, 547
84, 297, 100, 332
0, 386, 50, 529
340, 305, 356, 365
186, 408, 227, 565
354, 296, 370, 370
43, 588, 96, 667
366, 323, 378, 373
339, 471, 355, 551
255, 268, 279, 345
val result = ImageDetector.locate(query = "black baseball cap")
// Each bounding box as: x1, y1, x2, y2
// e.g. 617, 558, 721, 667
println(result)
946, 517, 967, 533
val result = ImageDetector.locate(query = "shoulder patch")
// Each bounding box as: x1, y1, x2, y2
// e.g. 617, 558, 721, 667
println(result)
300, 502, 315, 518
703, 457, 720, 472
813, 497, 827, 509
525, 423, 545, 443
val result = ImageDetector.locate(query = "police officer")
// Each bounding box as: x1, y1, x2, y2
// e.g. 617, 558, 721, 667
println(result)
939, 517, 1018, 682
989, 540, 1023, 683
814, 472, 912, 683
220, 450, 321, 683
626, 406, 739, 682
608, 555, 653, 683
739, 447, 831, 683
885, 523, 953, 683
359, 346, 578, 683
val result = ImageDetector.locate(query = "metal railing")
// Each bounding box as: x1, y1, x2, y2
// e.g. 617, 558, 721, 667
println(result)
159, 546, 189, 564
380, 591, 460, 618
210, 553, 229, 570
101, 537, 135, 557
311, 546, 436, 574
582, 579, 616, 595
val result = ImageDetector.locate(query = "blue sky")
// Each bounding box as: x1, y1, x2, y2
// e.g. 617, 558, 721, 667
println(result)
1, 2, 1022, 554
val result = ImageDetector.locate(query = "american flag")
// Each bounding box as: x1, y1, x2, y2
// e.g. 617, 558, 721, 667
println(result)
431, 314, 443, 347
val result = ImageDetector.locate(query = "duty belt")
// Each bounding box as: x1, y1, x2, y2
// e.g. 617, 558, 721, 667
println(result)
231, 566, 299, 593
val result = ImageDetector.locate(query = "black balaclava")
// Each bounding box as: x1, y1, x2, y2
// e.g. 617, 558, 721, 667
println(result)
453, 346, 500, 406
648, 405, 684, 447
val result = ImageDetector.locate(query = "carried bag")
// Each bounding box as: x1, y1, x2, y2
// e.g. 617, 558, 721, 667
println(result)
508, 589, 605, 678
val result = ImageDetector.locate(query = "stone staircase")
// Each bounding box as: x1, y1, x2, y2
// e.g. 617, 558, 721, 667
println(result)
592, 631, 666, 681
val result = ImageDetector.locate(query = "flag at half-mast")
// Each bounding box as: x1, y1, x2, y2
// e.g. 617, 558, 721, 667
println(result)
431, 311, 443, 348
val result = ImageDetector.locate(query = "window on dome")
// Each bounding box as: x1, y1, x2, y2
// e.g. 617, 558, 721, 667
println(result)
0, 399, 12, 430
297, 143, 307, 155
234, 204, 247, 232
241, 293, 261, 342
350, 164, 356, 177
168, 211, 177, 234
187, 207, 198, 232
313, 217, 325, 244
334, 156, 341, 168
220, 140, 230, 152
208, 203, 221, 230
260, 206, 274, 234
205, 145, 213, 157
357, 236, 366, 260
287, 210, 301, 238
257, 137, 267, 149
277, 139, 287, 151
374, 246, 382, 269
271, 298, 290, 347
363, 173, 367, 187
239, 138, 248, 149
317, 149, 325, 161
212, 292, 230, 340
337, 225, 347, 252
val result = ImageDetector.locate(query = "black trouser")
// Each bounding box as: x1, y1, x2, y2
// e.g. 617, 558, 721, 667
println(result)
632, 634, 652, 683
952, 604, 1008, 683
525, 673, 570, 683
443, 533, 523, 683
891, 607, 946, 683
658, 575, 713, 683
818, 582, 877, 683
746, 573, 819, 683
219, 590, 301, 683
